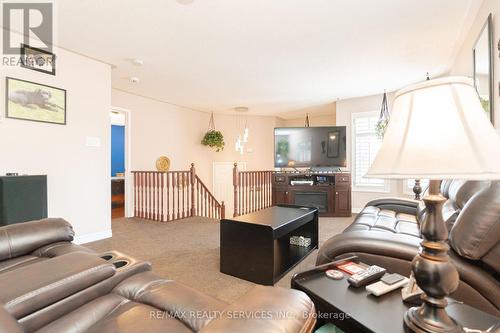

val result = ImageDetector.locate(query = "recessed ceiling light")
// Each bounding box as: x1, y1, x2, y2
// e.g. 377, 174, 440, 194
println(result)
129, 77, 140, 83
234, 107, 249, 113
132, 59, 143, 66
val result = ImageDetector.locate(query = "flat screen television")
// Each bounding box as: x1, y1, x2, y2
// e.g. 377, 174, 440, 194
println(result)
274, 126, 347, 168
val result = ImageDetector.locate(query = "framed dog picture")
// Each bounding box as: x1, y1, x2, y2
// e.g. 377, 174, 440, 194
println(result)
6, 77, 66, 125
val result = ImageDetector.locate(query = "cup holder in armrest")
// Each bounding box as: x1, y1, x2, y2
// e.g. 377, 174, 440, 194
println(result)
97, 251, 150, 274
100, 254, 114, 261
113, 260, 129, 269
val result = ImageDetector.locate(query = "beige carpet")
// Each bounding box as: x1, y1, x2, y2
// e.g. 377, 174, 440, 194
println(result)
86, 215, 353, 303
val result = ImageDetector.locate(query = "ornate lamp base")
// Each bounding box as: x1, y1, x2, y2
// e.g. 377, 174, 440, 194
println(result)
403, 180, 463, 333
404, 302, 463, 333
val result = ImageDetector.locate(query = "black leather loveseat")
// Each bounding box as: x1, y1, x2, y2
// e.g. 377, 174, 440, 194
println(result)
317, 180, 500, 317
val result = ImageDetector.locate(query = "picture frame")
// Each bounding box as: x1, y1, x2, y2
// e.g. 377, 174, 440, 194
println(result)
472, 14, 494, 124
6, 77, 66, 125
20, 44, 56, 75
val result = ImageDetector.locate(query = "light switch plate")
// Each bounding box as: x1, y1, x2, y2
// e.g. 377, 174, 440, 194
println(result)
85, 136, 101, 147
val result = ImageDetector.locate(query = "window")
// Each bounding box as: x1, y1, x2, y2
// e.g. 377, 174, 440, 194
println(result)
404, 179, 430, 196
352, 111, 389, 192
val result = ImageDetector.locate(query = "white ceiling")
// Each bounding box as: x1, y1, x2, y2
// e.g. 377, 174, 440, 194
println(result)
56, 0, 479, 118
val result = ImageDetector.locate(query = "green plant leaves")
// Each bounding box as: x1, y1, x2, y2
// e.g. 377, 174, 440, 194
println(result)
201, 130, 225, 152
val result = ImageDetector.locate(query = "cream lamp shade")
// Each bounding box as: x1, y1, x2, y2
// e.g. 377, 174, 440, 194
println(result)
366, 76, 500, 180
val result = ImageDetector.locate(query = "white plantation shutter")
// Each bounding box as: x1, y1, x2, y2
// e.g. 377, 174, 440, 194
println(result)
352, 111, 388, 191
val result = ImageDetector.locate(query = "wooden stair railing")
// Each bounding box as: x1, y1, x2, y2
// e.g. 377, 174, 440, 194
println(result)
233, 163, 274, 217
132, 164, 225, 222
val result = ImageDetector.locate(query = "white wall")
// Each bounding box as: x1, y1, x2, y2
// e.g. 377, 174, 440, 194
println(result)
280, 103, 336, 127
0, 46, 112, 243
336, 92, 411, 211
450, 0, 500, 129
111, 89, 279, 194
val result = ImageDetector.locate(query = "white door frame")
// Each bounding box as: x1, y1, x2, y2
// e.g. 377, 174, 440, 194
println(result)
111, 106, 133, 218
212, 162, 247, 216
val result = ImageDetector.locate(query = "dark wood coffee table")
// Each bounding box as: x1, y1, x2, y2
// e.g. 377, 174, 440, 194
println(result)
291, 258, 499, 333
220, 205, 318, 285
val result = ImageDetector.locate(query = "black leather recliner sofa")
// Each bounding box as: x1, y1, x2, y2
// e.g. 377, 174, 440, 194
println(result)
317, 180, 500, 317
0, 218, 316, 332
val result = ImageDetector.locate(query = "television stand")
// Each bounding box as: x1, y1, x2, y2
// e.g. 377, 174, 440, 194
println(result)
272, 171, 351, 217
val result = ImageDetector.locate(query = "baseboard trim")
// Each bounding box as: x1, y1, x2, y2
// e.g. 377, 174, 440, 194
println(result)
352, 207, 363, 214
74, 229, 112, 244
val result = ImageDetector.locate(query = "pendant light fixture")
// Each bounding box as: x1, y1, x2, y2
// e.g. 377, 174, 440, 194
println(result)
234, 107, 249, 154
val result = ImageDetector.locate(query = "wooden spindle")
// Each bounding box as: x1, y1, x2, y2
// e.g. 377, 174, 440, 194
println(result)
205, 188, 208, 217
190, 164, 196, 217
264, 171, 267, 208
259, 172, 262, 210
176, 172, 180, 220
156, 173, 160, 221
158, 173, 161, 221
137, 173, 141, 218
254, 172, 257, 212
141, 172, 145, 219
265, 172, 269, 208
144, 172, 148, 220
267, 171, 270, 207
153, 172, 157, 219
133, 172, 137, 217
148, 172, 153, 219
233, 163, 238, 218
146, 172, 150, 218
172, 173, 176, 220
166, 172, 170, 221
160, 173, 164, 221
244, 173, 248, 214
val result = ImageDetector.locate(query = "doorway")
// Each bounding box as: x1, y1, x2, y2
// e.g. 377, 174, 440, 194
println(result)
110, 108, 131, 219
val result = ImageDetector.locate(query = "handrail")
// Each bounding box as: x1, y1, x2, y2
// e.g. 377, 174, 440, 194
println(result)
195, 174, 225, 219
233, 163, 274, 217
132, 164, 225, 222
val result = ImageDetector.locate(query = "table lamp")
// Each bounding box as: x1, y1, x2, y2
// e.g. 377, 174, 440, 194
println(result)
366, 76, 500, 333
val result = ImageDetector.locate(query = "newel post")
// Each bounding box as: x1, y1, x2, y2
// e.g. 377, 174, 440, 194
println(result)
190, 163, 196, 217
233, 163, 238, 217
221, 201, 225, 219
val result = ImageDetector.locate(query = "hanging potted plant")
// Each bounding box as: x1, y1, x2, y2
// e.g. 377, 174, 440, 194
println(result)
201, 113, 225, 152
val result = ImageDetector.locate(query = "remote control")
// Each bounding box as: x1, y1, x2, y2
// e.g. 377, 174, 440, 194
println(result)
347, 265, 387, 288
366, 277, 409, 296
381, 273, 405, 285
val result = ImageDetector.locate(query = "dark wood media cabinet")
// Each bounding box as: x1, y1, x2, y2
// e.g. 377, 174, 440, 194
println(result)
272, 172, 351, 217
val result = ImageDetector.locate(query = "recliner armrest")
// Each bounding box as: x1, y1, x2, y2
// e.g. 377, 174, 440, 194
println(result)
316, 231, 421, 266
365, 197, 420, 215
0, 218, 74, 261
0, 252, 115, 318
31, 241, 95, 258
199, 286, 316, 333
112, 271, 227, 332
